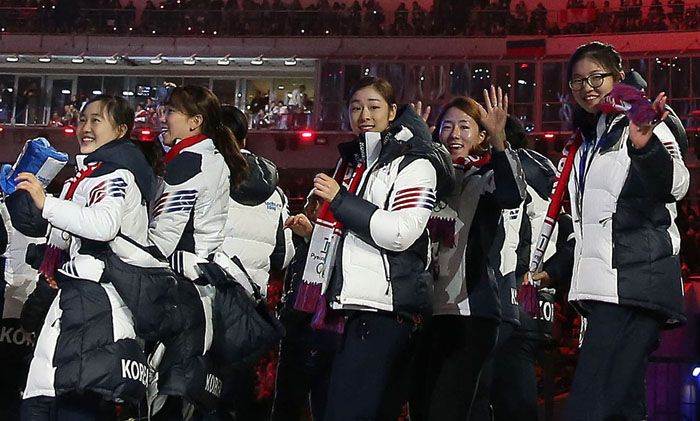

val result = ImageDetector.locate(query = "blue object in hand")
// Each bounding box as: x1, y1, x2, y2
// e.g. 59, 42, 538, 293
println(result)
0, 137, 69, 195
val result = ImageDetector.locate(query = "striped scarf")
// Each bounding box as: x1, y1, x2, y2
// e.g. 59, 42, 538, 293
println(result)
294, 157, 366, 332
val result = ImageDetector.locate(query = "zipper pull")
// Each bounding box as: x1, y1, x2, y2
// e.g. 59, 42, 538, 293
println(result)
381, 251, 391, 295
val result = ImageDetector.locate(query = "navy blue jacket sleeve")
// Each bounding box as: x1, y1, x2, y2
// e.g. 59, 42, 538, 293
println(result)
492, 149, 527, 210
5, 190, 48, 238
329, 186, 379, 246
625, 135, 675, 202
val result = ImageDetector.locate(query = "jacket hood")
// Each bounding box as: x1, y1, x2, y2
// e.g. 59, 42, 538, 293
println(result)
517, 148, 555, 201
230, 151, 279, 206
338, 104, 455, 200
84, 139, 159, 202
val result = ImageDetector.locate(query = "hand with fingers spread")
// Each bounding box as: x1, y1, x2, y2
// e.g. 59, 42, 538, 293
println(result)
478, 85, 509, 152
284, 214, 314, 239
628, 92, 670, 150
411, 101, 435, 133
313, 173, 340, 203
14, 172, 46, 210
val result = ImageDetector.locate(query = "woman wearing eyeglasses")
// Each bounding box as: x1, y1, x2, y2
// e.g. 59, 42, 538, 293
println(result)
538, 41, 689, 420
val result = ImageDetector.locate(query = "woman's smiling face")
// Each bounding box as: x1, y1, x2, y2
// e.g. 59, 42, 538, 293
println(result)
570, 57, 618, 114
439, 106, 486, 160
76, 101, 126, 154
160, 104, 199, 146
348, 86, 397, 136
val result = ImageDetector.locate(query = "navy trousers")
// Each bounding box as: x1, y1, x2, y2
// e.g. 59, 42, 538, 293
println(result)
565, 302, 662, 421
323, 311, 417, 421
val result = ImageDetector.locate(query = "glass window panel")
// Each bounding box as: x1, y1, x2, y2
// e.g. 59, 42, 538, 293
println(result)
363, 64, 378, 78
77, 76, 102, 102
320, 102, 343, 131
671, 58, 690, 98
561, 98, 575, 131
689, 98, 700, 129
469, 63, 492, 98
541, 121, 563, 132
246, 80, 271, 129
542, 102, 561, 123
212, 79, 238, 106
268, 79, 314, 130
16, 76, 43, 125
0, 75, 16, 124
385, 63, 406, 102
375, 63, 387, 80
495, 65, 511, 93
49, 79, 73, 122
514, 62, 535, 103
321, 62, 342, 102
419, 65, 449, 102
693, 58, 700, 98
103, 77, 125, 97
625, 58, 648, 82
669, 99, 691, 122
125, 77, 157, 113
513, 104, 533, 128
342, 64, 362, 101
541, 102, 574, 132
449, 63, 469, 97
132, 77, 150, 98
543, 62, 563, 103
652, 57, 670, 95
406, 65, 423, 101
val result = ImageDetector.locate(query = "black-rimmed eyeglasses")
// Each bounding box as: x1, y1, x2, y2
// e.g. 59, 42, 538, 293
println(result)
568, 73, 614, 91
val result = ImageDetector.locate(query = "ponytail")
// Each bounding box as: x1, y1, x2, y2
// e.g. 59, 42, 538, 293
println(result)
165, 86, 248, 189
214, 123, 248, 189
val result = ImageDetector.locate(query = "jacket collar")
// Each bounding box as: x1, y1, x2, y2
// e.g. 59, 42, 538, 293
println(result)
163, 134, 208, 163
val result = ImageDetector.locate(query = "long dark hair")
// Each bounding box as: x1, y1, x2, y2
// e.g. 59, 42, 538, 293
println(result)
221, 105, 248, 149
85, 95, 165, 176
165, 86, 248, 188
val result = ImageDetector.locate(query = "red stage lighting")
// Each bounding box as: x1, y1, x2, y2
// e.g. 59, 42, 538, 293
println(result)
0, 126, 4, 133
299, 130, 315, 141
543, 132, 555, 140
63, 126, 75, 135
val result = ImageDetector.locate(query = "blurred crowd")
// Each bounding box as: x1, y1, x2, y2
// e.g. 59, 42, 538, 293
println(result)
43, 88, 313, 131
0, 0, 699, 36
247, 86, 312, 130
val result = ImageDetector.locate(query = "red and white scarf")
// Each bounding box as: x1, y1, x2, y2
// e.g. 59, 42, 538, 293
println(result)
294, 157, 366, 331
518, 129, 583, 316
